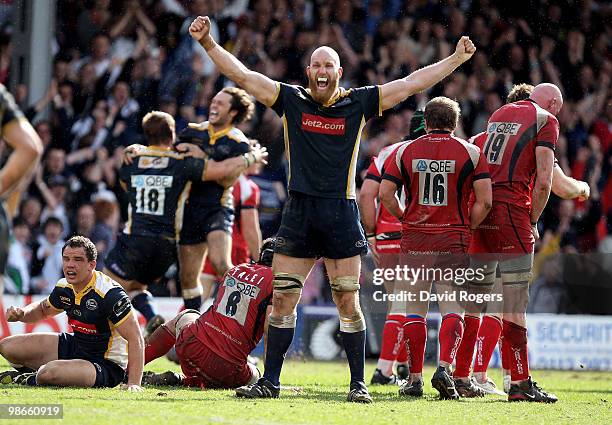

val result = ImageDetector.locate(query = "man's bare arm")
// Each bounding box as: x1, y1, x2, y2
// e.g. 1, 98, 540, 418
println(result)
0, 119, 43, 197
380, 37, 476, 111
358, 179, 379, 236
116, 312, 144, 390
189, 16, 278, 107
241, 208, 262, 259
379, 179, 404, 220
470, 178, 493, 229
551, 163, 590, 200
531, 146, 555, 225
6, 299, 62, 323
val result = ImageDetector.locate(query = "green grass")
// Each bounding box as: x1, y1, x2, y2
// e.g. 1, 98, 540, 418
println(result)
1, 358, 611, 425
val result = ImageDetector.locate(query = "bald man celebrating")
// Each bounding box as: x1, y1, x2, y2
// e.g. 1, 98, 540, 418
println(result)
467, 83, 563, 403
189, 15, 475, 403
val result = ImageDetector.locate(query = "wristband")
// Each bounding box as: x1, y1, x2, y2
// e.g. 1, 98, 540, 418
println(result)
243, 153, 253, 167
366, 233, 376, 239
531, 221, 538, 226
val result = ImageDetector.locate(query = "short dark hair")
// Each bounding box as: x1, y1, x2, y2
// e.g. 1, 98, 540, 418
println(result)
43, 216, 64, 231
142, 111, 175, 145
62, 236, 97, 261
222, 87, 255, 124
507, 83, 534, 103
424, 97, 460, 131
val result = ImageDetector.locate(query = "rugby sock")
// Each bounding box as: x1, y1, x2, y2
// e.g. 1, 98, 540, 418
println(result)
340, 330, 366, 384
377, 314, 406, 377
473, 315, 502, 373
131, 292, 157, 321
183, 296, 202, 311
262, 325, 294, 387
503, 320, 530, 382
438, 313, 464, 366
501, 334, 511, 371
144, 325, 176, 364
403, 316, 426, 374
453, 315, 480, 378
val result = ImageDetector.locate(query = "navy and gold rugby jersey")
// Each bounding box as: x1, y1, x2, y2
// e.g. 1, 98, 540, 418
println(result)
47, 271, 133, 369
0, 84, 25, 132
271, 83, 382, 199
119, 146, 206, 239
177, 122, 250, 209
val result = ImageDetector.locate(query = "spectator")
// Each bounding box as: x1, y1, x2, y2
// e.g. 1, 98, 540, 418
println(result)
30, 217, 65, 295
5, 218, 32, 294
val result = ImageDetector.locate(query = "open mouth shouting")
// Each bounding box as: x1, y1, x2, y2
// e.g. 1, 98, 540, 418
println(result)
316, 76, 329, 90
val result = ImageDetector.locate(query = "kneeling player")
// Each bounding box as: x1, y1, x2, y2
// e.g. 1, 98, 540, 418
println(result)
142, 239, 274, 389
0, 237, 144, 390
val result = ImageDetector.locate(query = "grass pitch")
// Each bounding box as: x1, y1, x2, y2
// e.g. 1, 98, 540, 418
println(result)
0, 358, 610, 425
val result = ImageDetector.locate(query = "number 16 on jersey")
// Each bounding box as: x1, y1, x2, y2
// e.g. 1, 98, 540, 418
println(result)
413, 159, 455, 206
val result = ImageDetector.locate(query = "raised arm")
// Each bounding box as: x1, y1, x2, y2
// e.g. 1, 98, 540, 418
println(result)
189, 16, 279, 107
380, 37, 476, 111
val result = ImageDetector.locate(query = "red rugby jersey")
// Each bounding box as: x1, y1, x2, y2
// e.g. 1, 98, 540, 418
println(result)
364, 141, 405, 235
194, 263, 273, 364
231, 175, 260, 258
383, 131, 489, 233
479, 99, 559, 206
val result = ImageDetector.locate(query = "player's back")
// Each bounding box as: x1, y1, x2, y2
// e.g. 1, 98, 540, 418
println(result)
178, 122, 250, 208
482, 100, 559, 206
196, 262, 273, 364
394, 132, 485, 232
120, 147, 205, 239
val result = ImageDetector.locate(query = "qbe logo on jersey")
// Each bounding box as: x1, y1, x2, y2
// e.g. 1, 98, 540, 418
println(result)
412, 159, 455, 206
484, 122, 522, 165
130, 175, 173, 216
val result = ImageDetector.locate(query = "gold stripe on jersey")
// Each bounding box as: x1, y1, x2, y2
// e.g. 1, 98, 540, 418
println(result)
74, 272, 97, 305
377, 86, 383, 117
104, 319, 128, 369
137, 146, 184, 160
281, 114, 291, 185
175, 181, 192, 239
113, 309, 133, 327
208, 125, 232, 145
346, 116, 366, 199
268, 82, 281, 107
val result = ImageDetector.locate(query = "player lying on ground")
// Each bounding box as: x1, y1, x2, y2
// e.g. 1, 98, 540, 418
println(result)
359, 110, 427, 385
0, 236, 143, 390
460, 83, 563, 403
454, 83, 590, 396
104, 111, 267, 334
141, 239, 275, 389
379, 97, 492, 400
189, 14, 475, 403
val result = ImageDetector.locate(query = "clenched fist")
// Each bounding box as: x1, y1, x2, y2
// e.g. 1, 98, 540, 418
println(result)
6, 306, 25, 322
189, 16, 212, 42
454, 36, 476, 63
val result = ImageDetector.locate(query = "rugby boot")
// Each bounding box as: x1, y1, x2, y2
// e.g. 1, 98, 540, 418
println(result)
454, 377, 486, 398
370, 368, 396, 385
398, 379, 424, 397
0, 370, 21, 384
396, 364, 409, 380
144, 314, 165, 338
141, 371, 183, 386
347, 381, 373, 403
235, 377, 280, 398
508, 377, 558, 403
472, 377, 506, 396
431, 366, 459, 400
